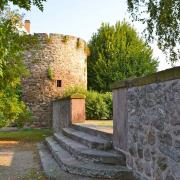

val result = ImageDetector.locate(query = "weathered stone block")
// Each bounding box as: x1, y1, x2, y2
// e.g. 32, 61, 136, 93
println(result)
174, 140, 180, 149
174, 129, 180, 136
129, 145, 137, 157
159, 144, 180, 162
126, 154, 133, 168
144, 148, 151, 161
159, 133, 173, 146
137, 147, 143, 159
135, 159, 143, 172
165, 175, 175, 180
144, 162, 151, 177
171, 117, 180, 126
157, 156, 168, 171
152, 119, 164, 131
139, 134, 147, 145
148, 130, 156, 145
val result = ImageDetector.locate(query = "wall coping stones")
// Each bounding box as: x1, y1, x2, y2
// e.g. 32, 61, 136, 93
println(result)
112, 66, 180, 89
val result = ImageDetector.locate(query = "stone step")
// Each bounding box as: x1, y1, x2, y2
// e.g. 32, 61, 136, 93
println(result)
45, 137, 134, 179
37, 142, 93, 180
71, 124, 112, 141
54, 132, 126, 165
62, 127, 112, 150
37, 142, 63, 179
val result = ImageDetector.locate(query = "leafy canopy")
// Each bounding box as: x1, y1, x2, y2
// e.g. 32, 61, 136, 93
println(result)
0, 0, 46, 11
127, 0, 180, 63
0, 8, 36, 127
88, 21, 158, 92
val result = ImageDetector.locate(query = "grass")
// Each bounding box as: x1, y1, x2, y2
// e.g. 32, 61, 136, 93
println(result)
0, 128, 52, 142
22, 168, 46, 180
77, 120, 113, 127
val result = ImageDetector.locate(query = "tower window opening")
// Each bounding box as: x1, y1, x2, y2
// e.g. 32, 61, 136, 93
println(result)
57, 80, 62, 87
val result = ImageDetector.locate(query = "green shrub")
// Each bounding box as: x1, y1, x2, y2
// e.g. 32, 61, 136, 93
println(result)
62, 86, 112, 120
62, 85, 87, 97
0, 94, 26, 128
11, 106, 33, 128
86, 91, 109, 119
102, 92, 113, 119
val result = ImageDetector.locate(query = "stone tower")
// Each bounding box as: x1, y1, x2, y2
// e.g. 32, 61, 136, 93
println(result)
22, 33, 88, 127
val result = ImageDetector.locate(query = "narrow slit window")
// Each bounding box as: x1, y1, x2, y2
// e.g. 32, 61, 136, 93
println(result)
57, 80, 62, 87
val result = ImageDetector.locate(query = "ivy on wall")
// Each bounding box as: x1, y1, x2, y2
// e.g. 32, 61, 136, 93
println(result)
47, 67, 55, 80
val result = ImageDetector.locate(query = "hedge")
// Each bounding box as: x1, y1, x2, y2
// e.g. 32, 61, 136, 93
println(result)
62, 86, 112, 120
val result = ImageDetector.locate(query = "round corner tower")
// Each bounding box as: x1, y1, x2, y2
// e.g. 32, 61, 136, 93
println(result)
22, 33, 88, 127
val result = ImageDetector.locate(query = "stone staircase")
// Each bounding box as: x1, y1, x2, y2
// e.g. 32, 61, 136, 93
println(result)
38, 125, 134, 179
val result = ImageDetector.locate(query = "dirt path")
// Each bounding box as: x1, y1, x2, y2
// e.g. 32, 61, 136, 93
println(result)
0, 141, 46, 180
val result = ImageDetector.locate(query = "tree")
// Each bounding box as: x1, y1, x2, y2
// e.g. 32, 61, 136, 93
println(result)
88, 21, 158, 92
127, 0, 180, 63
0, 8, 36, 127
0, 0, 46, 11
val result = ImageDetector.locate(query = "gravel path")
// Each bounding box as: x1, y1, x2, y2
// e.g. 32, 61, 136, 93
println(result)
0, 141, 46, 180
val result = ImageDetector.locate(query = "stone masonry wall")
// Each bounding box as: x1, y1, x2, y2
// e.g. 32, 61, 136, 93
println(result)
22, 33, 87, 127
52, 95, 85, 133
112, 67, 180, 180
52, 99, 71, 133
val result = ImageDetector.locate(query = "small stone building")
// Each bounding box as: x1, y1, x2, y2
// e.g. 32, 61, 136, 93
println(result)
22, 33, 88, 127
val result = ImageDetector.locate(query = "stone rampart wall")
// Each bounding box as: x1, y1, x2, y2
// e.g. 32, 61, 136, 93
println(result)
112, 67, 180, 180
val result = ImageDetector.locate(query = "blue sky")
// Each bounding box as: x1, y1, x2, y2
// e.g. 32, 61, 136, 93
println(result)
21, 0, 128, 40
13, 0, 179, 70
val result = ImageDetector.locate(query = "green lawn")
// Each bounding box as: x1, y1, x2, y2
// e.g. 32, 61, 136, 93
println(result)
0, 128, 52, 142
77, 120, 113, 127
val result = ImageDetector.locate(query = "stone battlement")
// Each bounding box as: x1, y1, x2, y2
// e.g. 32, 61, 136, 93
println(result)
33, 33, 86, 48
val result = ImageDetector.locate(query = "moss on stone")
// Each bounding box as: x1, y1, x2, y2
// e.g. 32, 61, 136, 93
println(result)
70, 93, 86, 99
47, 67, 55, 80
56, 94, 86, 101
62, 35, 69, 43
157, 157, 168, 171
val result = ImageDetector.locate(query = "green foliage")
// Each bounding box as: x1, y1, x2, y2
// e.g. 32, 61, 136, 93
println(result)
47, 67, 55, 80
63, 86, 112, 120
12, 107, 33, 128
0, 8, 38, 127
76, 38, 81, 48
102, 92, 112, 118
86, 91, 112, 120
0, 128, 52, 142
127, 0, 180, 63
0, 0, 46, 11
62, 35, 69, 43
62, 85, 87, 97
0, 93, 25, 127
88, 21, 158, 92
